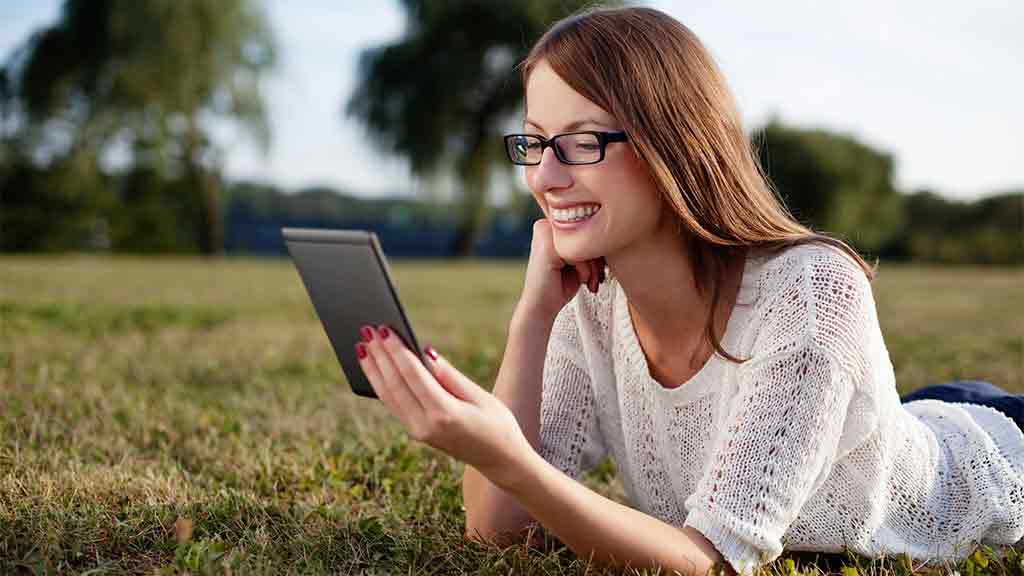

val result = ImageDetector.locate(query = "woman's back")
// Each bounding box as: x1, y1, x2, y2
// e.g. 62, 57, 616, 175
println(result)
539, 241, 1024, 573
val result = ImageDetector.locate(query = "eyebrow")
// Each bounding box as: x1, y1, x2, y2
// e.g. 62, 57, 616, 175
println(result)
523, 117, 614, 135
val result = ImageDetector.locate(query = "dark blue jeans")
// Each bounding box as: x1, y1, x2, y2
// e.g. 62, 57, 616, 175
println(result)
900, 379, 1024, 433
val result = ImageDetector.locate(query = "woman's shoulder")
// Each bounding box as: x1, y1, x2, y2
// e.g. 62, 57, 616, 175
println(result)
752, 240, 866, 276
743, 241, 881, 364
747, 241, 873, 306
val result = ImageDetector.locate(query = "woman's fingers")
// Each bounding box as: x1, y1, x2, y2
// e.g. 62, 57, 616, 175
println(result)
594, 257, 607, 290
362, 326, 425, 420
357, 341, 394, 406
576, 259, 605, 293
374, 324, 457, 414
574, 262, 591, 292
427, 351, 487, 405
559, 257, 610, 294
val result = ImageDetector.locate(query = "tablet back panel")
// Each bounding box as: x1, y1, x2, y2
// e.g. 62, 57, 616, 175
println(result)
282, 228, 425, 398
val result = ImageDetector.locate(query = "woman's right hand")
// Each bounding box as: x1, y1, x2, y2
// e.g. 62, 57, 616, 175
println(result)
519, 218, 606, 322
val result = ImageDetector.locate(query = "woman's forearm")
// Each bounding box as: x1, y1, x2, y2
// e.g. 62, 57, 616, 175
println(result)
462, 303, 727, 573
502, 448, 730, 576
462, 301, 556, 543
488, 301, 554, 451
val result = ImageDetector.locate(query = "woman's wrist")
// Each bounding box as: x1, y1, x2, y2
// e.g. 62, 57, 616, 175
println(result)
488, 440, 548, 496
512, 297, 559, 329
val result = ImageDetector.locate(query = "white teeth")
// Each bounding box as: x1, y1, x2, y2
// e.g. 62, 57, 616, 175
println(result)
552, 204, 600, 222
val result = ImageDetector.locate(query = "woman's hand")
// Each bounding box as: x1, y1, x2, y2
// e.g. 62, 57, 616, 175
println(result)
520, 219, 606, 321
355, 324, 534, 490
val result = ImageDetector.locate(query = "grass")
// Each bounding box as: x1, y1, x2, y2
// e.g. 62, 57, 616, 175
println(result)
0, 255, 1021, 575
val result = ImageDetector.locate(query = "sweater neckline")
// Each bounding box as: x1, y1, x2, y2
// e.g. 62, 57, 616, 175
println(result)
613, 250, 763, 403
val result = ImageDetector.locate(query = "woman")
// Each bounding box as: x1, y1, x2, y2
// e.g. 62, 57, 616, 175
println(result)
353, 6, 1024, 575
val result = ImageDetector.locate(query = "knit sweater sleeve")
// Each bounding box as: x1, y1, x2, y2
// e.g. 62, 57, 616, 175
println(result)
683, 246, 873, 574
537, 296, 607, 482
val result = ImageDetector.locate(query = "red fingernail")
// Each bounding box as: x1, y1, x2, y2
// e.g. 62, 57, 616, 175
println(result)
425, 345, 438, 361
360, 326, 374, 342
378, 325, 390, 339
355, 342, 367, 359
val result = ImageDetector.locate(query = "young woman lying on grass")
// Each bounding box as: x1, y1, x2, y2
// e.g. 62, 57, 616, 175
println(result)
353, 6, 1024, 575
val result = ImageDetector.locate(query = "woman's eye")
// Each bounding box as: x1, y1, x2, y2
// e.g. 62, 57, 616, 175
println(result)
576, 143, 599, 151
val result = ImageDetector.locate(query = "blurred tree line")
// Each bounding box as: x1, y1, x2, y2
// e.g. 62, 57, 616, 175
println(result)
751, 121, 1021, 265
1, 0, 1020, 265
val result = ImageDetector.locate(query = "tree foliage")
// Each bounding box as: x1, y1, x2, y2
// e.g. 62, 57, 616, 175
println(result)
753, 119, 905, 255
892, 189, 1022, 265
347, 0, 607, 256
1, 0, 276, 253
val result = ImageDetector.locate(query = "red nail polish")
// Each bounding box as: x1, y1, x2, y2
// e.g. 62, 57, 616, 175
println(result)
378, 325, 390, 339
355, 342, 367, 359
425, 345, 438, 361
360, 326, 374, 342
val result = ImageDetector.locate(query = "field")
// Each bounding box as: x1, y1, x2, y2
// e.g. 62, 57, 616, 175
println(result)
1, 255, 1022, 575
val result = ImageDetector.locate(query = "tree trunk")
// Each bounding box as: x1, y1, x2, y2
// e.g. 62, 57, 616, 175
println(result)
185, 118, 223, 256
450, 137, 493, 258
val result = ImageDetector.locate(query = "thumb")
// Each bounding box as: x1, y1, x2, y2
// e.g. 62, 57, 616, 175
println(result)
424, 346, 486, 404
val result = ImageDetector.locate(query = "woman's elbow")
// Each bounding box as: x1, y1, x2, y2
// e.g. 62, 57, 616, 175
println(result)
463, 514, 539, 548
462, 469, 538, 547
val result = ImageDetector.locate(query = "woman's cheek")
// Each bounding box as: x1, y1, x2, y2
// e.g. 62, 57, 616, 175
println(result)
524, 167, 538, 194
525, 171, 546, 214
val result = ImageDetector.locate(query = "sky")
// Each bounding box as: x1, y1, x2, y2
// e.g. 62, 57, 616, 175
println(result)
1, 1, 1021, 202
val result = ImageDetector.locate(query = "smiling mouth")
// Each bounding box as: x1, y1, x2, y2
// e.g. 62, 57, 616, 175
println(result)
551, 204, 601, 223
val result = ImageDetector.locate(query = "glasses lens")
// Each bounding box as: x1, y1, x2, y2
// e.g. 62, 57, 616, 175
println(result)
507, 135, 542, 164
555, 133, 601, 164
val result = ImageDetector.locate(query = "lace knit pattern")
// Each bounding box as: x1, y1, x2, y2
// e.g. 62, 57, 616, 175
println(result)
537, 243, 1024, 574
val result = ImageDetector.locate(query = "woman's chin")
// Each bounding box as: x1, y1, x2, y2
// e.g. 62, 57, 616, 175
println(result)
554, 244, 596, 266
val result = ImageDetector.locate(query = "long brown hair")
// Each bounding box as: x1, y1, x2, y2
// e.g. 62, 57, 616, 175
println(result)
520, 6, 878, 364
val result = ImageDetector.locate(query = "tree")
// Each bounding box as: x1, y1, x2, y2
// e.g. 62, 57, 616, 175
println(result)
347, 0, 605, 257
1, 0, 276, 254
752, 119, 905, 255
893, 189, 1023, 265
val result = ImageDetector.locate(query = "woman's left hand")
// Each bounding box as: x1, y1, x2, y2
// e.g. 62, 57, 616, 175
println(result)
355, 324, 533, 489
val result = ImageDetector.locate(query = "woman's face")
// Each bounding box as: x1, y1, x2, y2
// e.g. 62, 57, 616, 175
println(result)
523, 59, 666, 265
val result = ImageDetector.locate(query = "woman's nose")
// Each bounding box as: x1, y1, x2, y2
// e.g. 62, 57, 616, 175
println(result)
530, 146, 572, 192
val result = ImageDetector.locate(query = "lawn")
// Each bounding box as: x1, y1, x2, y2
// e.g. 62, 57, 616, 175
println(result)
1, 255, 1021, 574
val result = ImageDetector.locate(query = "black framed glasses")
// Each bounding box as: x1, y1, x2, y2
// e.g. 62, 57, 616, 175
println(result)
503, 130, 629, 166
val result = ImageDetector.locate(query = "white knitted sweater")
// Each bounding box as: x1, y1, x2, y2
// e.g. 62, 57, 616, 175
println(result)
537, 243, 1024, 574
